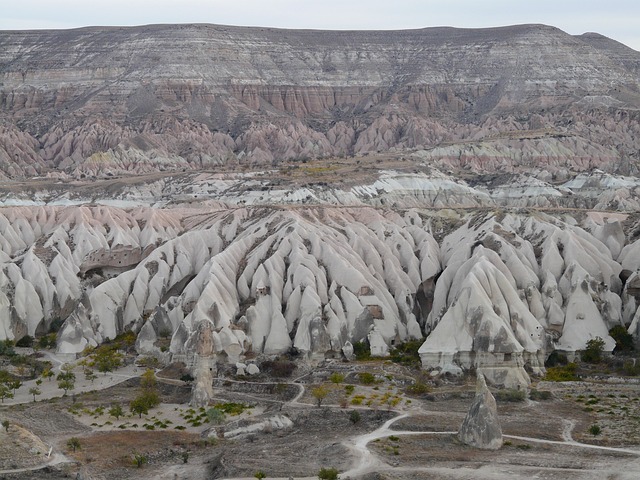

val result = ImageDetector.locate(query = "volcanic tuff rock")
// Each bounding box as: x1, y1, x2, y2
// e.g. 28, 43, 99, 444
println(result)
458, 373, 503, 450
0, 200, 637, 386
1, 23, 640, 179
1, 23, 640, 386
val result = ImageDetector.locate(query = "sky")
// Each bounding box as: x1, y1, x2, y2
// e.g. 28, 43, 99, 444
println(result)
2, 0, 640, 51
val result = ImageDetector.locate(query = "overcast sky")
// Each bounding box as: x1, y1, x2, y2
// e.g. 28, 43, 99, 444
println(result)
2, 0, 640, 51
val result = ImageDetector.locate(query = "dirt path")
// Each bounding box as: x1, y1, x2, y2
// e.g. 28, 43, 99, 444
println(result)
0, 453, 69, 475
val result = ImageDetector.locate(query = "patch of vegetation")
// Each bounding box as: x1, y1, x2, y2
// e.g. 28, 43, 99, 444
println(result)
589, 424, 602, 436
15, 335, 34, 348
544, 363, 579, 381
405, 381, 431, 396
358, 372, 379, 385
67, 437, 81, 452
311, 384, 330, 407
494, 389, 526, 402
389, 339, 422, 367
621, 359, 640, 376
544, 351, 568, 367
349, 410, 361, 424
609, 326, 634, 353
329, 372, 345, 384
317, 467, 339, 480
344, 384, 355, 395
132, 453, 148, 468
581, 337, 605, 364
529, 389, 552, 401
352, 341, 371, 361
212, 402, 252, 416
206, 408, 226, 425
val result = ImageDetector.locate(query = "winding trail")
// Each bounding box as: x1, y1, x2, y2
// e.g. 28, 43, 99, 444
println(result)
0, 453, 69, 475
5, 359, 640, 479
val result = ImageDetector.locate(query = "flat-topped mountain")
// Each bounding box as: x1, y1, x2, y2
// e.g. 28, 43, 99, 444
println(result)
1, 23, 640, 179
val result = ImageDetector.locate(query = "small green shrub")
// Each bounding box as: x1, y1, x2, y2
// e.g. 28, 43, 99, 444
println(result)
358, 372, 378, 385
318, 467, 339, 480
349, 410, 361, 424
581, 337, 605, 364
389, 339, 422, 367
329, 373, 345, 384
405, 381, 430, 395
609, 326, 634, 353
544, 363, 579, 382
529, 389, 552, 401
494, 389, 526, 402
352, 341, 371, 361
132, 453, 147, 468
589, 424, 601, 436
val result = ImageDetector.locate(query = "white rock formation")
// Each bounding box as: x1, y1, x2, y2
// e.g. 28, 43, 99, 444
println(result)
0, 203, 636, 387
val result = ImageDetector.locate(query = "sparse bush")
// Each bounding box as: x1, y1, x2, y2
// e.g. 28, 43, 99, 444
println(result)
137, 356, 160, 369
206, 408, 226, 425
344, 384, 355, 395
67, 437, 81, 452
352, 341, 371, 361
405, 381, 430, 396
621, 359, 640, 376
589, 424, 602, 436
358, 372, 378, 385
213, 402, 251, 416
15, 335, 34, 348
311, 385, 330, 407
609, 326, 634, 353
389, 339, 422, 367
581, 337, 605, 364
0, 340, 15, 357
329, 372, 345, 384
254, 471, 266, 479
544, 351, 568, 367
132, 453, 147, 468
109, 404, 124, 420
494, 389, 526, 402
318, 467, 339, 480
349, 410, 361, 424
529, 389, 552, 401
544, 363, 579, 382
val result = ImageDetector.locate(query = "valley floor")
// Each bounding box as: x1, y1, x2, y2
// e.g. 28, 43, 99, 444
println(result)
1, 356, 640, 479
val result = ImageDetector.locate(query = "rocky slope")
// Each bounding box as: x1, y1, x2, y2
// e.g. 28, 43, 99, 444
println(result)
1, 23, 640, 179
0, 198, 637, 389
1, 23, 640, 392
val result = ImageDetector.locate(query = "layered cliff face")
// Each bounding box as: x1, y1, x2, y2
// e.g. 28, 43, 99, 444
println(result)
1, 23, 640, 179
